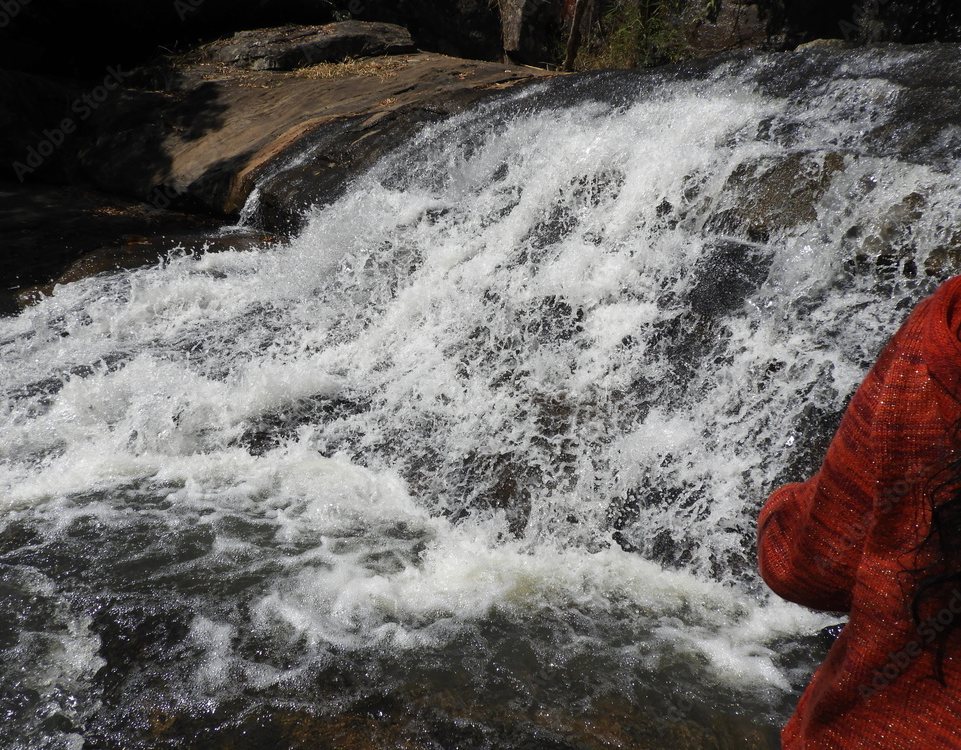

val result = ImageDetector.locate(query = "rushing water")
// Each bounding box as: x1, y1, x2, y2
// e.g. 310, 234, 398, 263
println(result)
3, 46, 961, 749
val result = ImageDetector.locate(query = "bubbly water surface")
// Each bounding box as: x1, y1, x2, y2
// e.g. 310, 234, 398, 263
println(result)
2, 47, 959, 748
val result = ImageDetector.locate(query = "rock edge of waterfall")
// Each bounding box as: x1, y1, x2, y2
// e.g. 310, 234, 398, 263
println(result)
3, 23, 961, 315
0, 22, 556, 310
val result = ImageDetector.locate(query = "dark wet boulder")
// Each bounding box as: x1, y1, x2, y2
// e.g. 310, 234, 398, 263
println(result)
500, 0, 566, 67
0, 26, 554, 310
854, 0, 961, 43
706, 151, 846, 242
687, 240, 775, 317
73, 46, 552, 219
0, 182, 221, 306
356, 0, 504, 61
0, 0, 504, 77
0, 71, 83, 184
206, 22, 417, 71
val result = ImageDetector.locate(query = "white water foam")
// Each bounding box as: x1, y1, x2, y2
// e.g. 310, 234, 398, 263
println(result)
2, 50, 959, 736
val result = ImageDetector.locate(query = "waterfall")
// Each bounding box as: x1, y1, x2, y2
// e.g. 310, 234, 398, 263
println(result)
2, 45, 959, 748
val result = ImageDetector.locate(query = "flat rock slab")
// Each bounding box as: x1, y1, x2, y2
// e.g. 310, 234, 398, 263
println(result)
207, 22, 417, 71
1, 34, 556, 310
0, 181, 271, 314
0, 182, 217, 287
82, 49, 556, 219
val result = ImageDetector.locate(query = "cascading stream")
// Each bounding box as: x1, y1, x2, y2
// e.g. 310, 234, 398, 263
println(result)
2, 45, 960, 748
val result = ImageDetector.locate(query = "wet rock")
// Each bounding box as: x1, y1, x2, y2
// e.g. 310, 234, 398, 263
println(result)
687, 240, 775, 317
244, 55, 556, 233
924, 231, 961, 280
1, 42, 553, 311
676, 0, 782, 58
768, 399, 845, 490
135, 689, 780, 749
249, 106, 452, 234
0, 522, 43, 557
452, 451, 538, 535
15, 230, 274, 308
0, 180, 275, 313
90, 598, 192, 701
707, 151, 846, 242
795, 38, 852, 50
206, 22, 417, 71
79, 49, 554, 223
525, 296, 585, 342
358, 0, 504, 61
854, 0, 961, 44
839, 191, 954, 287
0, 0, 512, 80
0, 182, 221, 308
0, 71, 83, 184
237, 394, 369, 455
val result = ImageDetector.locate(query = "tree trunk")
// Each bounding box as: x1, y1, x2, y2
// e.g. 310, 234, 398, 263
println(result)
562, 0, 589, 71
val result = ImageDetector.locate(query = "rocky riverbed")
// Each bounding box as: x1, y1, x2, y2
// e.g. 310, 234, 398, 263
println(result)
4, 11, 960, 313
4, 18, 961, 750
1, 22, 556, 312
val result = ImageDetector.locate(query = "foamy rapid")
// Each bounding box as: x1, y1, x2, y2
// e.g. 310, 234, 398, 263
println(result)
1, 46, 958, 747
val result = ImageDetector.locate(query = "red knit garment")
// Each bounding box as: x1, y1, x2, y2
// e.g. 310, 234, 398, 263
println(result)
758, 275, 961, 748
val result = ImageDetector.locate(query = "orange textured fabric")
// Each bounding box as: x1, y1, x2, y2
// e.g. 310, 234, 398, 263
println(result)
758, 275, 961, 749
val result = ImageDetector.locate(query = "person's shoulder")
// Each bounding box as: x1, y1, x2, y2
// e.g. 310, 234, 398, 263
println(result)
919, 275, 961, 404
900, 275, 961, 332
934, 275, 961, 299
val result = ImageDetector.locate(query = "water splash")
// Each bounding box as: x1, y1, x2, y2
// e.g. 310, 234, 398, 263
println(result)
2, 46, 960, 747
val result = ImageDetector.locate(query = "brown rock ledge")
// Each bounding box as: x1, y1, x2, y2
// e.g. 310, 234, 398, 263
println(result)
82, 43, 557, 221
2, 25, 557, 313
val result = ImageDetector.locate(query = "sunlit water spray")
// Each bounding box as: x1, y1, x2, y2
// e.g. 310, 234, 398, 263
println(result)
2, 46, 960, 748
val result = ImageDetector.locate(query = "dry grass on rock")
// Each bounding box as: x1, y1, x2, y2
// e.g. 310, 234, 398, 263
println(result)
294, 56, 408, 81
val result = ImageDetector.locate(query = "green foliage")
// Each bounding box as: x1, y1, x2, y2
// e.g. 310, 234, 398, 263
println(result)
574, 0, 687, 70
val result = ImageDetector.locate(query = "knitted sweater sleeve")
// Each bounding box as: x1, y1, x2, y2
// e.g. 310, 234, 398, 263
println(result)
757, 301, 929, 613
